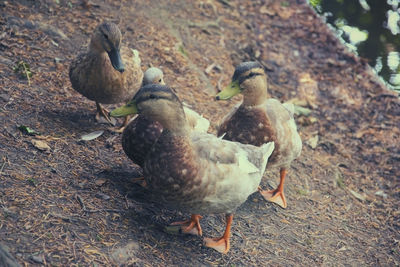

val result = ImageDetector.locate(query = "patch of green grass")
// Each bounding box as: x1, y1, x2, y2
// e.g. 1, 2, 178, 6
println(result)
178, 45, 188, 57
296, 188, 309, 196
13, 61, 33, 85
281, 1, 290, 7
18, 125, 40, 136
27, 178, 38, 186
336, 174, 345, 189
96, 234, 103, 241
309, 0, 321, 8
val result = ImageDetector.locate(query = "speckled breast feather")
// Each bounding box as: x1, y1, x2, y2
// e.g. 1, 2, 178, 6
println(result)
122, 116, 163, 167
143, 131, 207, 211
218, 105, 279, 164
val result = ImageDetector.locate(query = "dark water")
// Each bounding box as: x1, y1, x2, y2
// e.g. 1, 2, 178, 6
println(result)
310, 0, 400, 93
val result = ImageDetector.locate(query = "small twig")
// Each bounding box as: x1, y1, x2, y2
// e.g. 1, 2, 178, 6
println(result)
49, 213, 78, 222
72, 241, 77, 260
217, 0, 233, 7
217, 76, 224, 92
124, 194, 130, 209
75, 194, 122, 213
370, 93, 398, 100
22, 62, 31, 86
81, 208, 122, 213
0, 157, 7, 176
75, 194, 86, 210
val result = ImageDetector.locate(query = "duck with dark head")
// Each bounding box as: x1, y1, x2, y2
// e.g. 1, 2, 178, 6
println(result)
216, 61, 302, 209
111, 84, 275, 254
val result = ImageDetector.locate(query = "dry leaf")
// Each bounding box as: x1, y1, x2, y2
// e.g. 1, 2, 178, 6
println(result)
95, 178, 107, 186
111, 241, 139, 265
84, 247, 102, 255
309, 117, 318, 123
281, 219, 290, 224
287, 97, 308, 107
31, 139, 50, 151
355, 128, 374, 138
349, 189, 366, 201
307, 135, 319, 149
375, 190, 388, 198
293, 105, 312, 116
260, 6, 275, 16
297, 73, 319, 109
80, 130, 104, 141
272, 2, 295, 20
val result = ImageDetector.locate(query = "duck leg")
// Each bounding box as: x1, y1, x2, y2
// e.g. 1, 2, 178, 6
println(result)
131, 177, 147, 187
111, 115, 131, 133
204, 214, 233, 254
95, 102, 116, 125
259, 168, 287, 209
170, 214, 203, 236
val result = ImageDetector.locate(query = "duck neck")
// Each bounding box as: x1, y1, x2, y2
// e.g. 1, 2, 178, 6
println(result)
163, 115, 191, 136
154, 106, 191, 137
242, 77, 269, 107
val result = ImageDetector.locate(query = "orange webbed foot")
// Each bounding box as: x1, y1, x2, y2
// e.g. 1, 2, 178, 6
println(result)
204, 214, 233, 254
170, 214, 203, 236
259, 186, 287, 209
259, 168, 288, 208
204, 236, 230, 254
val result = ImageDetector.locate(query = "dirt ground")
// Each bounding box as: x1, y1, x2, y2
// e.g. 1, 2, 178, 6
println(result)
0, 0, 399, 266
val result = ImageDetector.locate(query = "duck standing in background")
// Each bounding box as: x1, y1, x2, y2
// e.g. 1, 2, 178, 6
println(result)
216, 61, 302, 209
69, 21, 143, 128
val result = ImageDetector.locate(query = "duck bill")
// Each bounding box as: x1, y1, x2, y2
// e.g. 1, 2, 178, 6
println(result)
107, 48, 125, 73
216, 81, 240, 100
110, 101, 137, 117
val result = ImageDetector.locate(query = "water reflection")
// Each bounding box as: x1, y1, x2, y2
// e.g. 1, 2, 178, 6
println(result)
387, 9, 400, 35
310, 0, 400, 92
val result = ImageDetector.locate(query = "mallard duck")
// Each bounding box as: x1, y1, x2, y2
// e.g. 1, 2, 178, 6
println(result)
216, 61, 302, 209
111, 84, 275, 253
122, 67, 210, 167
69, 21, 143, 127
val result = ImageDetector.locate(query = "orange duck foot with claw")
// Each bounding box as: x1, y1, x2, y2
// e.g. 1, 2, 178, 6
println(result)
259, 168, 287, 209
95, 102, 116, 125
204, 214, 233, 254
170, 214, 203, 236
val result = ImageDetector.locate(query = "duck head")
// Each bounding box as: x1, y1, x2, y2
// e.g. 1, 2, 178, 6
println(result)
90, 21, 125, 73
216, 61, 268, 106
143, 67, 165, 86
110, 84, 189, 134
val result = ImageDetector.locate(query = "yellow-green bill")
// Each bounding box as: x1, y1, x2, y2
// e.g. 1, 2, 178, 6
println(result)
110, 101, 138, 117
216, 80, 240, 100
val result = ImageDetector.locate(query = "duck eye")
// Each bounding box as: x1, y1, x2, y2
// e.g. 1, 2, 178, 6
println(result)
248, 72, 256, 78
149, 94, 157, 99
158, 79, 162, 83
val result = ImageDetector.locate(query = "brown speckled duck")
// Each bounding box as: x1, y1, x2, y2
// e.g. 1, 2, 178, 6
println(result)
121, 67, 210, 167
69, 21, 143, 127
216, 61, 302, 209
111, 84, 274, 254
